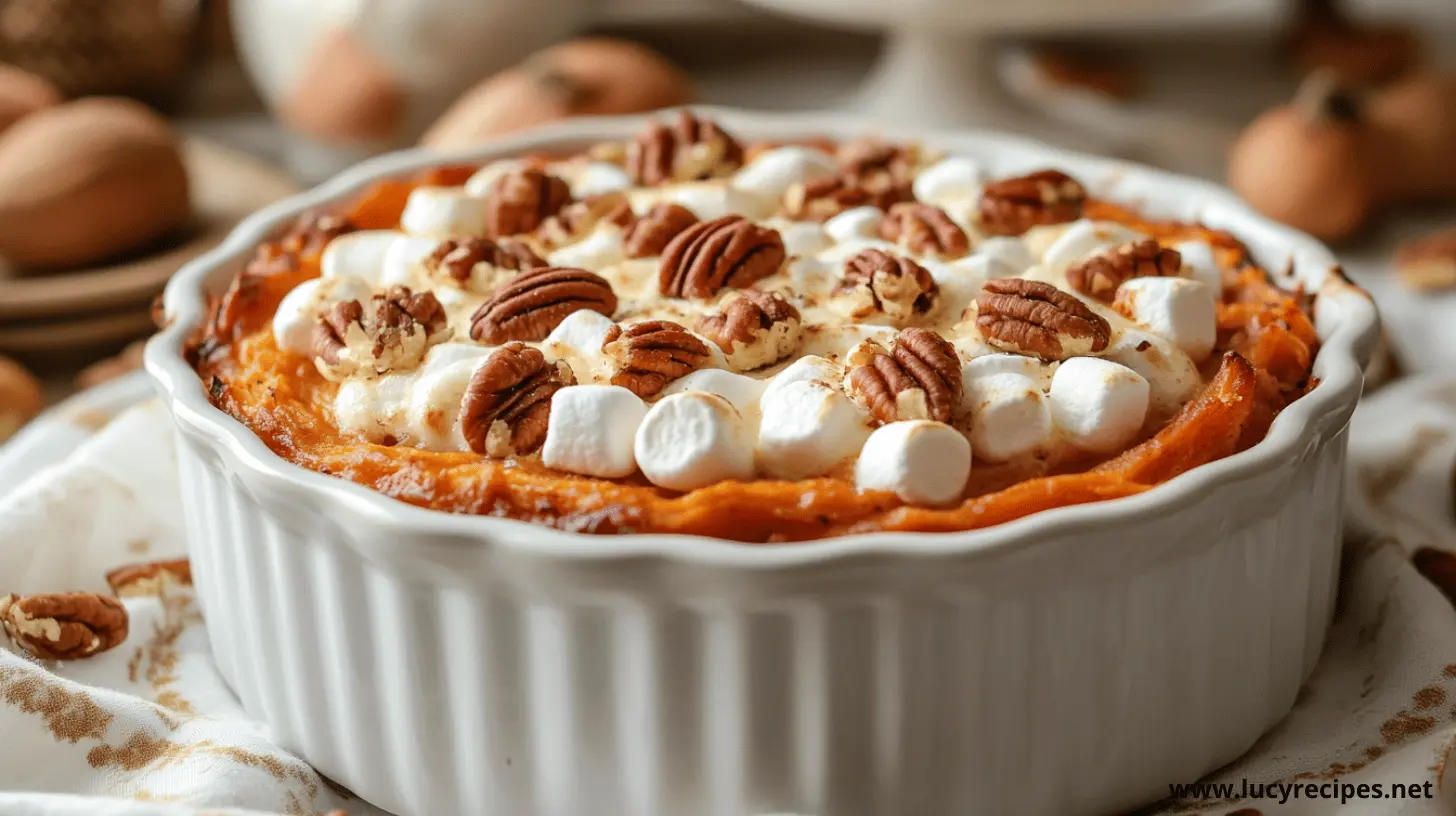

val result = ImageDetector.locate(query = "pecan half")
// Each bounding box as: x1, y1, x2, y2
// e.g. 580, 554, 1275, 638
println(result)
782, 176, 875, 222
106, 559, 193, 598
460, 343, 575, 456
603, 320, 711, 397
627, 110, 744, 186
978, 169, 1087, 236
625, 203, 699, 258
975, 278, 1111, 360
470, 267, 618, 343
484, 168, 573, 237
845, 328, 961, 424
696, 289, 803, 370
659, 216, 787, 299
836, 138, 917, 206
841, 249, 939, 324
313, 287, 451, 376
879, 202, 970, 260
1, 592, 128, 661
425, 237, 545, 284
1066, 240, 1182, 302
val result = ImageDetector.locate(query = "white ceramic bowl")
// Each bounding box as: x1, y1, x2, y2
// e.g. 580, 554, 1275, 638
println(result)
145, 110, 1379, 816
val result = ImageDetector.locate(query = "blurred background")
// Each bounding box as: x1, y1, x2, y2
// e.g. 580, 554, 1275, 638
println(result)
0, 0, 1453, 442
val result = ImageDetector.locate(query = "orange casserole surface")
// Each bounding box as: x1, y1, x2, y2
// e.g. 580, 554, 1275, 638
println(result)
191, 140, 1319, 543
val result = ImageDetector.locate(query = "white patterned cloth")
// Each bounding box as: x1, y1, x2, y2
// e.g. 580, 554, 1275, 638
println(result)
1, 372, 1456, 816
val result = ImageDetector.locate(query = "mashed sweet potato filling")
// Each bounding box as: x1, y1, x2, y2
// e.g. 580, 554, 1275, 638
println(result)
192, 175, 1318, 542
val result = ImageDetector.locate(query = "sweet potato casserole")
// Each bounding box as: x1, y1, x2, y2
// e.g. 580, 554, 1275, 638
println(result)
191, 112, 1320, 542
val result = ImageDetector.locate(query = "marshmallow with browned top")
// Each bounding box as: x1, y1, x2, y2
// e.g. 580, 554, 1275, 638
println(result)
544, 385, 648, 478
635, 392, 756, 491
400, 186, 487, 237
1114, 277, 1216, 361
1048, 357, 1150, 454
273, 276, 374, 355
855, 420, 971, 506
963, 372, 1054, 462
757, 378, 872, 479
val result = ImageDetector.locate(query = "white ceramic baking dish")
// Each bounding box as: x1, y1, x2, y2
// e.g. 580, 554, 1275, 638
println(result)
145, 109, 1379, 816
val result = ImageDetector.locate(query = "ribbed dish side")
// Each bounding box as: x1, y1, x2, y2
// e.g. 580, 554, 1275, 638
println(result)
179, 428, 1346, 816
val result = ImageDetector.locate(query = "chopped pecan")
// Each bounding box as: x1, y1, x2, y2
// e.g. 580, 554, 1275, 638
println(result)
696, 289, 803, 370
106, 559, 193, 598
845, 328, 961, 424
470, 266, 618, 343
836, 138, 917, 206
978, 169, 1087, 236
1066, 240, 1182, 302
603, 320, 711, 397
625, 203, 699, 258
484, 168, 573, 237
461, 343, 574, 456
539, 192, 636, 247
879, 202, 970, 260
425, 237, 545, 284
313, 287, 451, 376
782, 176, 875, 222
659, 215, 786, 299
841, 249, 939, 324
975, 278, 1110, 360
280, 212, 357, 258
627, 110, 744, 186
1, 592, 128, 661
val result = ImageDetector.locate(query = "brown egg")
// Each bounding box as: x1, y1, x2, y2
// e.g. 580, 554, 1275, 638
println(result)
0, 355, 42, 442
0, 97, 190, 269
421, 38, 693, 150
1228, 77, 1375, 242
0, 64, 61, 133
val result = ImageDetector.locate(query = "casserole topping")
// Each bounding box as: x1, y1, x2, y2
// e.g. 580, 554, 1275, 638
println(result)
190, 112, 1322, 541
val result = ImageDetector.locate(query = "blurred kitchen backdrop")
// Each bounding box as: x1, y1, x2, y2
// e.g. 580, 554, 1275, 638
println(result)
0, 0, 1453, 441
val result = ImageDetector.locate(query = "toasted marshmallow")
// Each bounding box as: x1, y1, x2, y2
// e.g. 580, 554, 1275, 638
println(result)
911, 157, 982, 205
543, 385, 648, 478
542, 309, 617, 380
463, 160, 524, 197
634, 392, 755, 491
963, 373, 1054, 462
334, 373, 414, 444
963, 353, 1055, 389
1103, 329, 1201, 419
1173, 240, 1223, 300
772, 219, 830, 257
823, 207, 884, 243
1113, 277, 1216, 361
652, 182, 768, 222
420, 342, 493, 374
400, 186, 487, 237
320, 230, 403, 284
273, 276, 374, 355
380, 235, 441, 288
1048, 357, 1150, 454
548, 226, 626, 269
798, 324, 898, 363
971, 237, 1036, 280
761, 354, 841, 402
757, 379, 871, 479
570, 162, 633, 198
407, 357, 484, 451
732, 146, 838, 200
1041, 220, 1146, 276
855, 420, 971, 506
661, 369, 768, 419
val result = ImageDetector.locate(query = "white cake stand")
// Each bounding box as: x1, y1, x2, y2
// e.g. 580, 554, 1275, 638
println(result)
735, 0, 1283, 132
